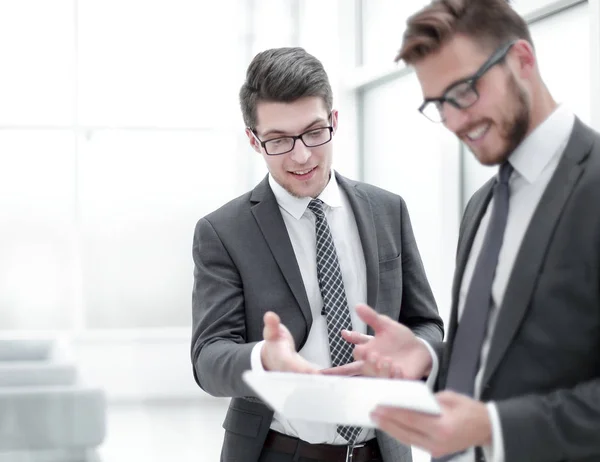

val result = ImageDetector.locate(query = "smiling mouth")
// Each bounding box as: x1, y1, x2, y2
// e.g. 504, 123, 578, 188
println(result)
465, 123, 491, 141
290, 166, 316, 176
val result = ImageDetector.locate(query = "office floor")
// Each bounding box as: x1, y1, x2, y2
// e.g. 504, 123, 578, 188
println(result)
98, 399, 430, 462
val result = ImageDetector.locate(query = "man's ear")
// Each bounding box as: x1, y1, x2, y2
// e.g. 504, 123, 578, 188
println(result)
511, 39, 536, 79
245, 128, 262, 154
331, 109, 339, 135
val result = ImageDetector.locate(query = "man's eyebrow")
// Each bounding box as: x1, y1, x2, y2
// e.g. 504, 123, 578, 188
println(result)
424, 75, 473, 101
261, 117, 329, 138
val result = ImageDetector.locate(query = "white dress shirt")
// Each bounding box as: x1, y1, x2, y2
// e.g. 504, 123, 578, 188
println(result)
250, 170, 376, 444
428, 105, 575, 462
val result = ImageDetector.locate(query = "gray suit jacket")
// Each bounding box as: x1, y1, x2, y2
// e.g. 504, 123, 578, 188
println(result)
435, 119, 600, 461
191, 172, 444, 462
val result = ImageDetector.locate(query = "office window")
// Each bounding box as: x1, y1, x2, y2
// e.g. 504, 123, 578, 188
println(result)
78, 0, 248, 128
250, 0, 296, 55
0, 1, 74, 126
0, 0, 258, 331
360, 0, 430, 68
361, 72, 460, 323
0, 131, 76, 329
78, 130, 241, 328
511, 0, 581, 16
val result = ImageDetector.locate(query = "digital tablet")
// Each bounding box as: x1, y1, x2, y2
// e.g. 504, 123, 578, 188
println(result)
242, 370, 441, 427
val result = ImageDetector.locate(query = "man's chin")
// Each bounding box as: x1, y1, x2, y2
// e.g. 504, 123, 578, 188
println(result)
286, 185, 324, 199
284, 177, 328, 199
284, 183, 313, 199
473, 148, 510, 167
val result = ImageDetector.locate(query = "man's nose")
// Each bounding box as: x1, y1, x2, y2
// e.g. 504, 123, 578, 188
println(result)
289, 139, 311, 164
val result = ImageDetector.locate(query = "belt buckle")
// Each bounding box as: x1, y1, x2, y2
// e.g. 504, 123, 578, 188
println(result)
345, 442, 365, 462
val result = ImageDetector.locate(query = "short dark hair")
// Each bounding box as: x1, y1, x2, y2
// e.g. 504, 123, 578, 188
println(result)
397, 0, 533, 64
239, 47, 333, 129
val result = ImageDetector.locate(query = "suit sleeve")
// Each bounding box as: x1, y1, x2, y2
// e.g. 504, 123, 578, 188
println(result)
397, 196, 445, 344
190, 217, 259, 398
497, 379, 600, 461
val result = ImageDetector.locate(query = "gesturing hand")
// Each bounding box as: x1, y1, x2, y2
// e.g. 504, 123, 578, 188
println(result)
261, 311, 319, 374
352, 303, 432, 380
320, 331, 372, 376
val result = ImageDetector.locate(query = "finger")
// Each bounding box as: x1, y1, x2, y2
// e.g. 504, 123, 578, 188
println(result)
375, 405, 440, 435
434, 390, 464, 410
359, 352, 389, 378
355, 304, 388, 334
375, 356, 398, 379
378, 356, 408, 379
263, 311, 281, 342
351, 355, 377, 376
365, 353, 401, 379
353, 335, 379, 361
391, 363, 406, 379
353, 343, 366, 361
378, 357, 392, 378
359, 361, 380, 377
320, 361, 364, 376
371, 410, 432, 452
365, 350, 380, 368
341, 329, 372, 345
435, 390, 459, 402
286, 355, 319, 374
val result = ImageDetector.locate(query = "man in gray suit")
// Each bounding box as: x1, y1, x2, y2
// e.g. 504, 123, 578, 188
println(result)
190, 47, 444, 462
342, 1, 600, 461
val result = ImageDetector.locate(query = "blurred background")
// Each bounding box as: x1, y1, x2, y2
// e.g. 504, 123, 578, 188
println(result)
0, 0, 598, 461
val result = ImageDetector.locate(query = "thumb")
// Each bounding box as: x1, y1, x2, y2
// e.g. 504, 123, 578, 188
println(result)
435, 390, 462, 408
263, 311, 282, 342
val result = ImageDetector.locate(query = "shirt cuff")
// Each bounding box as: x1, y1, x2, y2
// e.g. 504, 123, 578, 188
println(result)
250, 340, 267, 372
482, 403, 505, 462
416, 338, 439, 389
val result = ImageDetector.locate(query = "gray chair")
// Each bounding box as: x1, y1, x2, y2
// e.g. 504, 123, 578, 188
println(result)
0, 339, 106, 462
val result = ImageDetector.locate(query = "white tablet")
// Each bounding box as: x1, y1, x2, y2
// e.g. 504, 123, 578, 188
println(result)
242, 370, 441, 427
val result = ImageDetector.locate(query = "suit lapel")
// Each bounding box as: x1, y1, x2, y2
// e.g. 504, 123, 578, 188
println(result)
447, 182, 494, 348
250, 172, 386, 336
482, 118, 593, 388
336, 173, 381, 328
250, 176, 312, 328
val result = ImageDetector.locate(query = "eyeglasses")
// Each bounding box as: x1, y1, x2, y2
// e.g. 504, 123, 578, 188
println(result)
251, 118, 334, 156
419, 41, 517, 123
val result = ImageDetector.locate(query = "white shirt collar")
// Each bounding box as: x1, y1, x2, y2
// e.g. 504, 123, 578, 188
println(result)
508, 104, 575, 184
268, 170, 343, 220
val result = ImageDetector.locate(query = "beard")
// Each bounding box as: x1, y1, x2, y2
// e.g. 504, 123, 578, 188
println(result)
467, 72, 531, 166
499, 72, 530, 162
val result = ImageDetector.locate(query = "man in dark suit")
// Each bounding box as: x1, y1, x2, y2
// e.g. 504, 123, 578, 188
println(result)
344, 1, 600, 461
190, 47, 444, 462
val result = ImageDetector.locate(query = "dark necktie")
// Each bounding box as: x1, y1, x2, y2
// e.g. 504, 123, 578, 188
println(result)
307, 199, 362, 444
433, 161, 513, 462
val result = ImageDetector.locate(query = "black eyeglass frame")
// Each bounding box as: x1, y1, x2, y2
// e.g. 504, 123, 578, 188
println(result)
418, 40, 517, 123
250, 112, 335, 156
